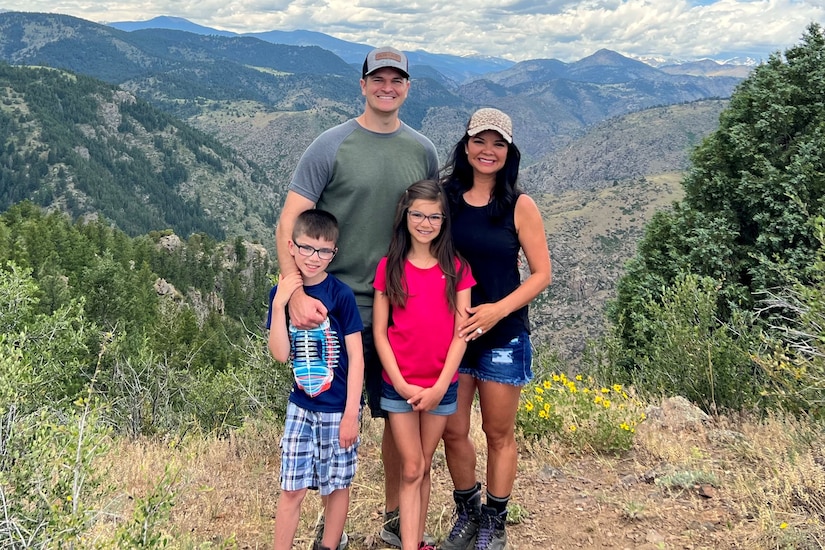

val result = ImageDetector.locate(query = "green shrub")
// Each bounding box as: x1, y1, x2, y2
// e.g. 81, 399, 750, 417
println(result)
754, 217, 825, 419
613, 272, 763, 413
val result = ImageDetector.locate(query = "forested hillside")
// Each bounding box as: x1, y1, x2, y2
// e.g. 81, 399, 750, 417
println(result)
0, 63, 278, 242
0, 202, 281, 432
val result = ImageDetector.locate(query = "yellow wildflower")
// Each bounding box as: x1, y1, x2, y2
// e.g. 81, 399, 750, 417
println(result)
525, 401, 534, 412
539, 410, 548, 419
543, 380, 552, 390
552, 374, 560, 382
575, 374, 583, 381
535, 386, 544, 395
612, 384, 623, 392
601, 387, 610, 394
603, 399, 611, 408
780, 522, 788, 529
569, 425, 577, 432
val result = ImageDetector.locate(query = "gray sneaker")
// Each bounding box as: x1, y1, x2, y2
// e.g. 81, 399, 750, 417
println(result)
380, 508, 402, 547
313, 515, 348, 550
473, 505, 507, 550
380, 508, 435, 548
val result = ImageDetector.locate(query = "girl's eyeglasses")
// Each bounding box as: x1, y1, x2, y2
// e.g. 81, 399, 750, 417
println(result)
408, 210, 445, 226
294, 242, 337, 260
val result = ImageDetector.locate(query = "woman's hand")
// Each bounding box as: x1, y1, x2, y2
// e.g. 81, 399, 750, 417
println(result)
459, 302, 507, 341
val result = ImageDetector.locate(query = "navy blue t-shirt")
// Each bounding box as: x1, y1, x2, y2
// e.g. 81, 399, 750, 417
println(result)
266, 275, 364, 412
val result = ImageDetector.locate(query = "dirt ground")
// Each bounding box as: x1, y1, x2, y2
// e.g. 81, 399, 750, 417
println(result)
168, 398, 768, 550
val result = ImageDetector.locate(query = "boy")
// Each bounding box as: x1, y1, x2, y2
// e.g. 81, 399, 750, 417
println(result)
267, 209, 364, 550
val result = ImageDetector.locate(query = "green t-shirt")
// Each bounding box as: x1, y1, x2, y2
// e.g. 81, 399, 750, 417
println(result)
290, 119, 439, 325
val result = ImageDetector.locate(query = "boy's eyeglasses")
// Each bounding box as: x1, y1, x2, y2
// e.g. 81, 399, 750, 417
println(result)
294, 242, 337, 260
408, 210, 445, 226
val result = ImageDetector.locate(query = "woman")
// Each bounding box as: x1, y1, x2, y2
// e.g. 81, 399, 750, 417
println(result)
439, 108, 551, 550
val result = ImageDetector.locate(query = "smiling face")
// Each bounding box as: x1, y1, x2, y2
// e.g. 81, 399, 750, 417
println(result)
360, 67, 410, 116
466, 129, 509, 178
288, 234, 336, 285
406, 198, 443, 247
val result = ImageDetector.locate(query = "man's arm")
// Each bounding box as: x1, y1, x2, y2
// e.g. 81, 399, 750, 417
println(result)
266, 272, 304, 362
275, 190, 327, 328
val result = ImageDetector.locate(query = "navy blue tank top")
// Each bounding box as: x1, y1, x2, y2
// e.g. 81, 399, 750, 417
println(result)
450, 195, 530, 349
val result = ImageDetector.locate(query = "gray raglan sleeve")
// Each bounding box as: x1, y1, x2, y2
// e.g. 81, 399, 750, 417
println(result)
289, 122, 354, 203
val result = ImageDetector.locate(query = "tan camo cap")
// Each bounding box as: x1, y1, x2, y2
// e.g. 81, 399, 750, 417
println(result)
466, 108, 513, 143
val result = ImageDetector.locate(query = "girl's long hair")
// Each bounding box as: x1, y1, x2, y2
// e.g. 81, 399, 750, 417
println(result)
384, 179, 466, 312
440, 132, 522, 219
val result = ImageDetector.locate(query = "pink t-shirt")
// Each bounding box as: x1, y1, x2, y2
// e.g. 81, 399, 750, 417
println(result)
374, 256, 475, 387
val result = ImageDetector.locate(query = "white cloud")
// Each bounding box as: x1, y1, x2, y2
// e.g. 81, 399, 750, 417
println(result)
3, 0, 823, 61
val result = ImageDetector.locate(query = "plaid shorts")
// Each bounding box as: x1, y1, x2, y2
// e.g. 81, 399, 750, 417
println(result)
280, 401, 359, 496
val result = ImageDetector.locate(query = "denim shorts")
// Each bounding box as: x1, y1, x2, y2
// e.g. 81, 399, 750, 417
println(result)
381, 380, 459, 416
280, 401, 359, 496
459, 331, 534, 386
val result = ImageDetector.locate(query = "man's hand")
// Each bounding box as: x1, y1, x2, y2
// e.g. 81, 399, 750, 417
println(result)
287, 290, 327, 329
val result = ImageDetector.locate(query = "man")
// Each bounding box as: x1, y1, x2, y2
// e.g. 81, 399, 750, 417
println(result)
275, 46, 439, 549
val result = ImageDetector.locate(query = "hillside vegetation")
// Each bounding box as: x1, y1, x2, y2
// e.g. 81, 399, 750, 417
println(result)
0, 63, 277, 242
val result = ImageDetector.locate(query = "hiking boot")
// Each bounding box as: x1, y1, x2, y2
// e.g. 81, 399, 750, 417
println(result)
419, 542, 437, 550
473, 505, 507, 550
313, 515, 349, 550
439, 483, 481, 550
380, 508, 434, 548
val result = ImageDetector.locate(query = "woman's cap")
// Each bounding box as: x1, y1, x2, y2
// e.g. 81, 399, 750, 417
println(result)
362, 46, 410, 79
467, 108, 513, 143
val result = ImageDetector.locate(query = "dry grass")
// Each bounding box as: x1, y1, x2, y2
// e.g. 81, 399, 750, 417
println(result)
97, 403, 825, 549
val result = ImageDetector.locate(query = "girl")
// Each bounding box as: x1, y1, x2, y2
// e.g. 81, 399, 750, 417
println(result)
373, 179, 475, 550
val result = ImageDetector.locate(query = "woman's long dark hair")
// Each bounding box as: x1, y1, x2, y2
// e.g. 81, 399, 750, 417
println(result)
440, 132, 522, 219
384, 179, 466, 312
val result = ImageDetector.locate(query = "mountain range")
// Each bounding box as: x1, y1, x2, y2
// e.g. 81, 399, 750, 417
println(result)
0, 10, 750, 357
0, 10, 749, 225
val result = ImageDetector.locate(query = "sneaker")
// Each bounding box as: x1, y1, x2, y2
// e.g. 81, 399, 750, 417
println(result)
380, 508, 402, 547
380, 508, 434, 548
439, 484, 481, 550
473, 505, 507, 550
313, 515, 349, 550
419, 542, 437, 550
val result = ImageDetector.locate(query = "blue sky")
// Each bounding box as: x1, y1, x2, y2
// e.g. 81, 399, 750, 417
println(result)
1, 0, 823, 62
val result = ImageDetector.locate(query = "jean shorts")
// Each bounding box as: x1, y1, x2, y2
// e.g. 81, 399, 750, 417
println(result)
381, 380, 459, 416
459, 331, 534, 386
